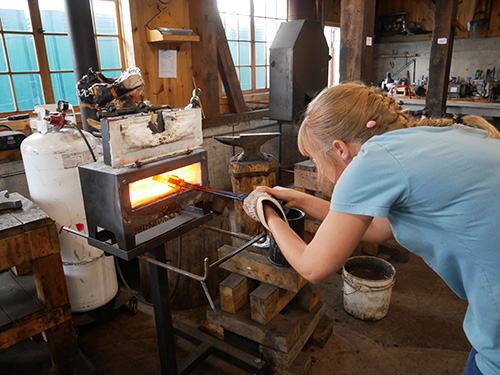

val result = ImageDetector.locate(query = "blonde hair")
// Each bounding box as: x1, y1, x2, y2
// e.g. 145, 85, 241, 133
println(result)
299, 82, 500, 180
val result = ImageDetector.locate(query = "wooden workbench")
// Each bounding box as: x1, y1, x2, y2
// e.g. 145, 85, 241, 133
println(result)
0, 193, 78, 374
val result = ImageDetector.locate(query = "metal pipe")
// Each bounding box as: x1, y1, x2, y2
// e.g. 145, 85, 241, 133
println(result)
63, 0, 99, 133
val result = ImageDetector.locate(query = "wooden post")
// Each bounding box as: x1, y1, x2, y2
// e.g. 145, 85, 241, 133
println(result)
425, 0, 459, 117
214, 11, 247, 113
188, 0, 220, 118
339, 0, 376, 84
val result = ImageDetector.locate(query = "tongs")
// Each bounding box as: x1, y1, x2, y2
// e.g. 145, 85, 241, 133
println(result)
153, 175, 289, 213
153, 175, 250, 202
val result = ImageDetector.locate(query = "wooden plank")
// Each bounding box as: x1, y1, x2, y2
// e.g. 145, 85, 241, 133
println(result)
0, 232, 29, 272
217, 245, 308, 293
32, 253, 70, 310
250, 283, 297, 325
259, 302, 325, 368
188, 0, 220, 118
0, 272, 41, 322
425, 0, 459, 117
200, 320, 225, 340
290, 283, 320, 312
206, 302, 301, 353
220, 273, 258, 314
214, 10, 247, 113
0, 307, 66, 350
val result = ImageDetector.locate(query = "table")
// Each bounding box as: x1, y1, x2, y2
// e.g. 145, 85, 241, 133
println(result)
0, 193, 78, 374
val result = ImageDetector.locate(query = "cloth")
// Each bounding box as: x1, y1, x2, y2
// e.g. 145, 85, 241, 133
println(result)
330, 126, 500, 375
462, 349, 484, 375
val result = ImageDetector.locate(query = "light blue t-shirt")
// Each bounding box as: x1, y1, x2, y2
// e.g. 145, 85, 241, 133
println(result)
331, 125, 500, 375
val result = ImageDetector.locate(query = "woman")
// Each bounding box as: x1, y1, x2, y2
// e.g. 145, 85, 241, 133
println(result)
244, 83, 500, 375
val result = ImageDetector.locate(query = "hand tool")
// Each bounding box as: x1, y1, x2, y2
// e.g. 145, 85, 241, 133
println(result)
154, 174, 289, 213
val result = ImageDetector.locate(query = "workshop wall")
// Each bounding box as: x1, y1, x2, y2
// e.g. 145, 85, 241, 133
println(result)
372, 36, 500, 86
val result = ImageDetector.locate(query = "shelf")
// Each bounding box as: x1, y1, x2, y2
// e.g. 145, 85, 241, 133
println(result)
376, 34, 433, 43
147, 28, 200, 43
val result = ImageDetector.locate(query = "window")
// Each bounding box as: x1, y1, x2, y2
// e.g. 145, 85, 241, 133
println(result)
0, 0, 124, 114
324, 26, 340, 87
217, 0, 287, 93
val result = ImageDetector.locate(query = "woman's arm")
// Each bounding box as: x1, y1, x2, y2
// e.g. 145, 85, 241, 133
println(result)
362, 217, 394, 243
264, 205, 373, 283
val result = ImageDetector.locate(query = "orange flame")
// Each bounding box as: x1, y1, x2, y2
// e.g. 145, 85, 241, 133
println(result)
129, 162, 202, 209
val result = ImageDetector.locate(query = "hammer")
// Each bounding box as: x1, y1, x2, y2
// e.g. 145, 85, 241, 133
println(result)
214, 132, 280, 162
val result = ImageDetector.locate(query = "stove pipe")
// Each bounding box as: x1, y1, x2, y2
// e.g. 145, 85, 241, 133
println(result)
64, 0, 100, 133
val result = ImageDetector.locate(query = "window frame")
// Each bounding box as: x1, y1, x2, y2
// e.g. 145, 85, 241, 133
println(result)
0, 0, 126, 115
218, 0, 287, 95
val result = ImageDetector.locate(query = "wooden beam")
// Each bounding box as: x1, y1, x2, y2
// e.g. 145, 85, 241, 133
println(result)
339, 0, 376, 84
425, 0, 459, 117
188, 0, 220, 119
215, 13, 247, 113
250, 283, 297, 325
219, 273, 258, 314
217, 245, 308, 293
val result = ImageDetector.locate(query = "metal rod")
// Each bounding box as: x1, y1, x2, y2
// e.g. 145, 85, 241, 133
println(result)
200, 225, 266, 242
201, 281, 216, 311
61, 226, 90, 238
139, 255, 210, 282
209, 232, 266, 269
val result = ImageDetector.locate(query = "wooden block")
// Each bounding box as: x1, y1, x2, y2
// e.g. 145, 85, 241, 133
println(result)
290, 283, 320, 312
307, 316, 334, 348
361, 241, 379, 256
294, 160, 319, 191
200, 320, 224, 341
220, 273, 258, 314
259, 302, 325, 368
207, 302, 301, 353
270, 351, 312, 375
217, 245, 308, 293
250, 283, 297, 325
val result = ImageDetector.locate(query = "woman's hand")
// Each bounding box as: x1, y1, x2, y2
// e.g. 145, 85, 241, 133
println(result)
254, 186, 300, 209
256, 186, 331, 222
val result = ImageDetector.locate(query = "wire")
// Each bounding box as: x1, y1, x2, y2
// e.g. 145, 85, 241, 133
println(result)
0, 124, 14, 131
70, 123, 97, 162
114, 257, 154, 307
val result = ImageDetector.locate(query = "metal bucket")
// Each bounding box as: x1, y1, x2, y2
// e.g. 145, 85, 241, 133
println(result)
342, 256, 396, 321
268, 208, 305, 267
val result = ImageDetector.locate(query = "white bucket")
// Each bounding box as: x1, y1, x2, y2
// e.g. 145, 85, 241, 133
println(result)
342, 256, 396, 321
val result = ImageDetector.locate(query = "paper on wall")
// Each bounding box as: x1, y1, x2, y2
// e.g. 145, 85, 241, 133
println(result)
159, 49, 177, 78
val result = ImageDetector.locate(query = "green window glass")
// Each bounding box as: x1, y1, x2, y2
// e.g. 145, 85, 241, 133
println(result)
97, 36, 121, 70
13, 74, 43, 111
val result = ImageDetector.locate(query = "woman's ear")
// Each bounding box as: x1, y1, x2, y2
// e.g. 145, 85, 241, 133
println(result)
332, 140, 349, 160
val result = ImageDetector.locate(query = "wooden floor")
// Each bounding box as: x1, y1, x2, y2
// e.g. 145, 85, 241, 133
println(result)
0, 244, 470, 375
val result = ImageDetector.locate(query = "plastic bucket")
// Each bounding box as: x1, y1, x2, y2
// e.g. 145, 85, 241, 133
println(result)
268, 208, 305, 267
342, 256, 396, 321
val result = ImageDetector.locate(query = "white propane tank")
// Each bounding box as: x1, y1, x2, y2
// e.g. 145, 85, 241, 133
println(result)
21, 125, 118, 312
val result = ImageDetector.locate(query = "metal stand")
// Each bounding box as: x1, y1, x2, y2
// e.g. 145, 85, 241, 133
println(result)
65, 209, 267, 375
